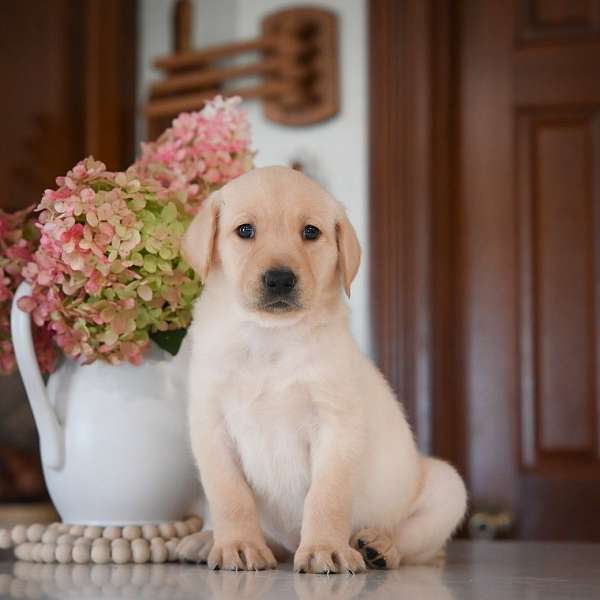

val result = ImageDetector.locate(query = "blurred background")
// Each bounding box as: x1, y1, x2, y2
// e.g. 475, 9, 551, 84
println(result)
1, 0, 599, 542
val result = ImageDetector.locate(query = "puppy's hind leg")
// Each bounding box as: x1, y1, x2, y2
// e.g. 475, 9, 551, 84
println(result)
394, 457, 466, 565
351, 457, 466, 569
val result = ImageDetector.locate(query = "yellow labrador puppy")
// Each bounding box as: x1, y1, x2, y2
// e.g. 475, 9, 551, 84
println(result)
177, 166, 466, 573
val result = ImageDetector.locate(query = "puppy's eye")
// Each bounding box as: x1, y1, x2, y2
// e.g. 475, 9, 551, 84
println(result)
302, 225, 321, 241
237, 224, 255, 239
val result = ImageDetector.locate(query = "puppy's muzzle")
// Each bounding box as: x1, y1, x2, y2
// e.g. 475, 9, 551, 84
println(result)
260, 268, 300, 311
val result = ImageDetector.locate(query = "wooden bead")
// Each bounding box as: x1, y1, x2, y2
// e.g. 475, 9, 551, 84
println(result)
7, 519, 203, 564
74, 537, 92, 547
91, 543, 111, 564
41, 544, 56, 563
165, 539, 178, 562
102, 527, 121, 540
14, 543, 34, 561
11, 525, 28, 545
84, 526, 103, 540
41, 529, 59, 544
173, 521, 189, 538
186, 516, 203, 533
56, 534, 77, 545
73, 543, 91, 564
150, 539, 168, 563
158, 523, 176, 539
141, 524, 159, 540
132, 539, 150, 564
111, 538, 128, 547
27, 524, 45, 543
55, 544, 73, 564
132, 538, 148, 547
122, 526, 142, 541
0, 529, 12, 549
92, 537, 109, 547
111, 540, 131, 564
31, 543, 44, 562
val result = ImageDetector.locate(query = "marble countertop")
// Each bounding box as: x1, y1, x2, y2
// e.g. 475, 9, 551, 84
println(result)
1, 540, 599, 599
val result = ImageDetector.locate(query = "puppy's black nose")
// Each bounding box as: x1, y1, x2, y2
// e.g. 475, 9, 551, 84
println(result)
263, 269, 297, 294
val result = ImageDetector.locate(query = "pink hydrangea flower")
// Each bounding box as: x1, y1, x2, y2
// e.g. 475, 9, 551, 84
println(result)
133, 95, 254, 214
19, 158, 201, 366
0, 206, 58, 375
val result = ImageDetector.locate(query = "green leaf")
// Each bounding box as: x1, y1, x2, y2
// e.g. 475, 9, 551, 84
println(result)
150, 328, 188, 356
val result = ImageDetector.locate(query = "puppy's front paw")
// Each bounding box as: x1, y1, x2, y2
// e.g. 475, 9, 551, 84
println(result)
294, 544, 366, 574
176, 531, 214, 563
208, 540, 277, 571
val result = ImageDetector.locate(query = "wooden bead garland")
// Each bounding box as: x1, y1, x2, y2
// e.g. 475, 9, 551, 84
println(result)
0, 516, 202, 565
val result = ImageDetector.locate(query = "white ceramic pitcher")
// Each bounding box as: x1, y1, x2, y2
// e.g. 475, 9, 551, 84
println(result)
11, 282, 198, 525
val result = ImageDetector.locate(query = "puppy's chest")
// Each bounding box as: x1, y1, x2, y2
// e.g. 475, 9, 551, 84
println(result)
222, 359, 315, 503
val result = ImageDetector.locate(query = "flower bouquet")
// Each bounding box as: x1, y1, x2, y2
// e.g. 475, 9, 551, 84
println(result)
18, 158, 201, 365
14, 95, 253, 367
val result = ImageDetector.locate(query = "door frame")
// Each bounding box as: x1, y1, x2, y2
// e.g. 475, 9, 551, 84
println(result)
368, 0, 465, 471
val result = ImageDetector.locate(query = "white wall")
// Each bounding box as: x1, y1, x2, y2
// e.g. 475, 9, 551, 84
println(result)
138, 0, 371, 356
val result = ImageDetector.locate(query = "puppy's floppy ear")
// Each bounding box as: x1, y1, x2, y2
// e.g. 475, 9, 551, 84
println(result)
335, 207, 361, 298
181, 192, 220, 281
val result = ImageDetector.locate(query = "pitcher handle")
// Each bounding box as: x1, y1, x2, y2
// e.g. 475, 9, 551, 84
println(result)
11, 282, 64, 470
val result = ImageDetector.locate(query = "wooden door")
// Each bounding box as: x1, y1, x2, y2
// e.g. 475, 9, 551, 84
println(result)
0, 0, 137, 211
461, 0, 600, 541
370, 0, 600, 540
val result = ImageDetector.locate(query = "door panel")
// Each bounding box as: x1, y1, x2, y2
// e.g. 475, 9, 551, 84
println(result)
518, 110, 600, 467
461, 0, 600, 539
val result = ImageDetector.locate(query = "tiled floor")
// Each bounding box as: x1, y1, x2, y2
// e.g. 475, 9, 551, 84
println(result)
0, 541, 599, 599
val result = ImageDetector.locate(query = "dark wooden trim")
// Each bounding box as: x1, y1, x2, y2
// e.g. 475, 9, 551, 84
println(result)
429, 1, 465, 474
369, 0, 464, 470
83, 0, 137, 169
369, 0, 405, 426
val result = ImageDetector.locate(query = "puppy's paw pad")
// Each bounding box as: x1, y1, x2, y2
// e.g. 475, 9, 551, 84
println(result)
208, 540, 277, 571
351, 528, 400, 570
294, 544, 366, 574
176, 531, 214, 563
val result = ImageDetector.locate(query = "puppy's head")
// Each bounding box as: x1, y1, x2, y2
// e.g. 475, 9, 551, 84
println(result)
182, 166, 361, 325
